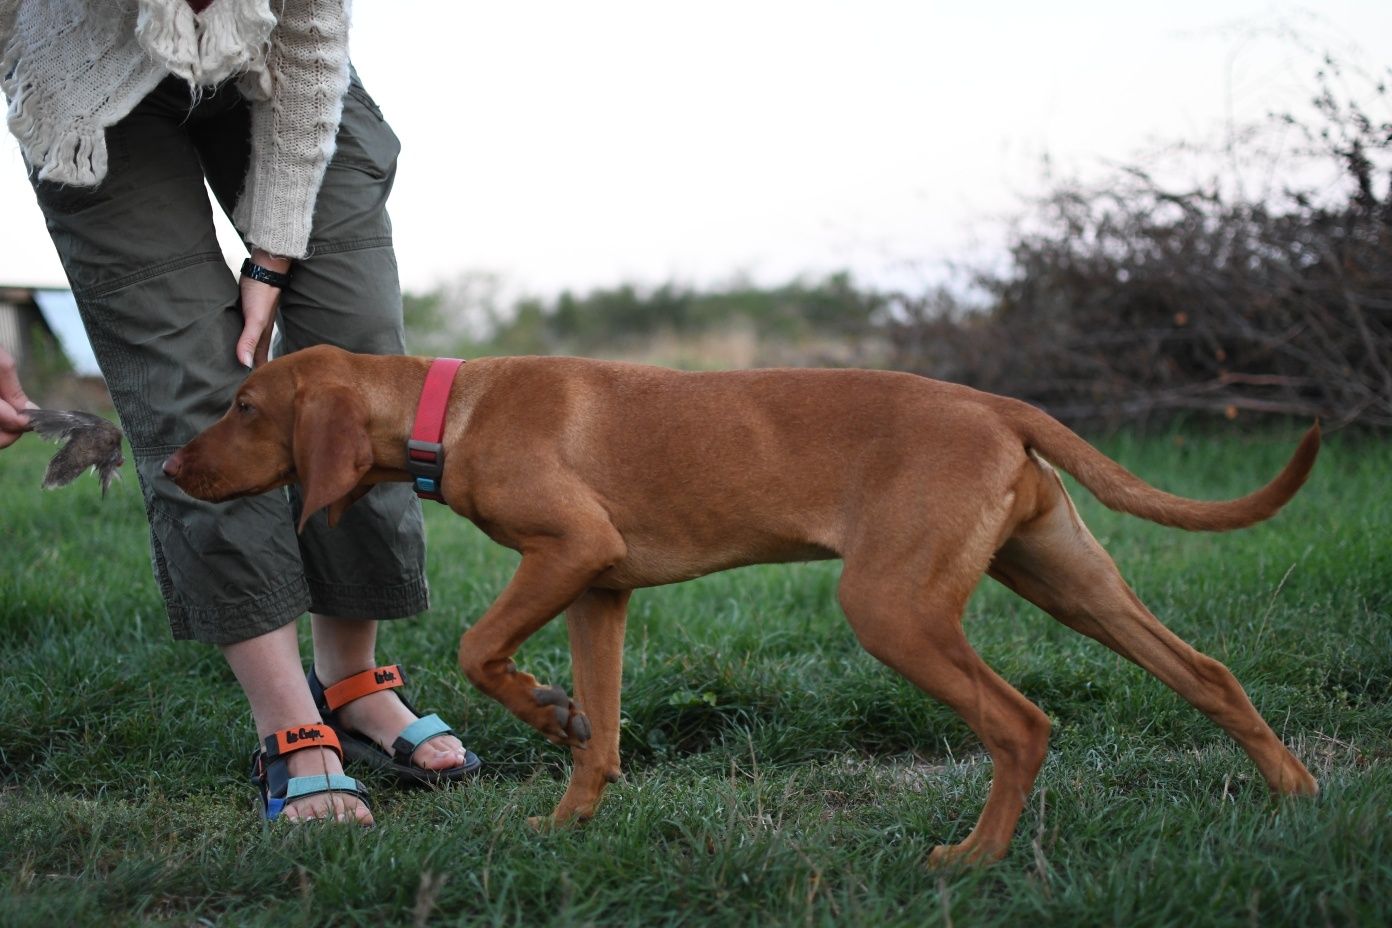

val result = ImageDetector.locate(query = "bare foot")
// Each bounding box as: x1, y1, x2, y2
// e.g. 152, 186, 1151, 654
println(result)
278, 746, 373, 824
332, 687, 468, 770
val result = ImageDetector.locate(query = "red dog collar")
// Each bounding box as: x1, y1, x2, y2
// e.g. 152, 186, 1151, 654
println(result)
407, 358, 465, 502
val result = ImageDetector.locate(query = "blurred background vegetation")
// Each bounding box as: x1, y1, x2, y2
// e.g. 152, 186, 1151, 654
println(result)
405, 61, 1391, 432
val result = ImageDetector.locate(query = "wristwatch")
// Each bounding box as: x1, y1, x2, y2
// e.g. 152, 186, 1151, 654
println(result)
241, 258, 293, 289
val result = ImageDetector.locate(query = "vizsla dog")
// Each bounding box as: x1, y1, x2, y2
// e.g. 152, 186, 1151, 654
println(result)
165, 344, 1320, 864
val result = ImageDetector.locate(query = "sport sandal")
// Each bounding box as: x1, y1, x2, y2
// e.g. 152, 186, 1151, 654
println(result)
308, 664, 482, 785
250, 723, 371, 822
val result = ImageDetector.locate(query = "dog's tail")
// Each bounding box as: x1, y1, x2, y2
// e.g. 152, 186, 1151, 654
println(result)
991, 397, 1320, 532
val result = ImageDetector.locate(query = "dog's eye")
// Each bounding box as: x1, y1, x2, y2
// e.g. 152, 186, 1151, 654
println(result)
236, 400, 254, 414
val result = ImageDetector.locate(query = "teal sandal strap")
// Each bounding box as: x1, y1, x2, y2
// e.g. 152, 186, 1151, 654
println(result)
391, 713, 454, 764
264, 773, 368, 821
285, 774, 363, 800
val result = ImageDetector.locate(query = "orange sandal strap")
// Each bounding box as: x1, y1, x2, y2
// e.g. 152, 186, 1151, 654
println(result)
262, 723, 343, 761
321, 665, 407, 712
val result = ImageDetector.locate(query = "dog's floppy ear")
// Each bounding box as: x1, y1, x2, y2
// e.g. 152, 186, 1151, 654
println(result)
324, 485, 374, 528
294, 385, 373, 533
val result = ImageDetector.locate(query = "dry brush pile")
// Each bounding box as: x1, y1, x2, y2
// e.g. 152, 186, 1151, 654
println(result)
886, 68, 1392, 431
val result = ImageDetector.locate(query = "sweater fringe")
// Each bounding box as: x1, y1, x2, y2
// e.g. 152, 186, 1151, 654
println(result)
134, 0, 274, 87
4, 66, 101, 184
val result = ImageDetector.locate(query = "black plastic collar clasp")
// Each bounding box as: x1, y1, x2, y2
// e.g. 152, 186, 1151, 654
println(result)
407, 439, 445, 499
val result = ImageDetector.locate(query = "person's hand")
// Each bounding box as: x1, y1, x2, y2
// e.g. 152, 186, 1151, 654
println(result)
237, 248, 291, 368
0, 346, 37, 449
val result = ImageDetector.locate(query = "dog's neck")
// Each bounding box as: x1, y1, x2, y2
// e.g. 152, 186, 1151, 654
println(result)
359, 355, 482, 485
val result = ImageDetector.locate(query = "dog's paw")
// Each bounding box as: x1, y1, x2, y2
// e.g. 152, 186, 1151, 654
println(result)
532, 685, 592, 747
927, 841, 1005, 869
1273, 763, 1319, 797
527, 810, 591, 831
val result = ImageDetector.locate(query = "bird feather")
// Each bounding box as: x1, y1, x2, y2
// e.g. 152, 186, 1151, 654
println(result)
26, 408, 125, 496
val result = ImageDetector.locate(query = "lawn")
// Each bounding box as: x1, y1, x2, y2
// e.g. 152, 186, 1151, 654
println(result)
1, 423, 1388, 926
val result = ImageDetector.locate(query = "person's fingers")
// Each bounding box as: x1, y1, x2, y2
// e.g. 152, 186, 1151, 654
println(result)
236, 323, 260, 369
0, 400, 31, 435
237, 282, 280, 368
0, 349, 35, 447
253, 316, 275, 368
0, 350, 35, 417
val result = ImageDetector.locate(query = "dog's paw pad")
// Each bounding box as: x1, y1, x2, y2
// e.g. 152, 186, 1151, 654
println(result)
551, 704, 571, 729
533, 685, 569, 707
530, 687, 590, 746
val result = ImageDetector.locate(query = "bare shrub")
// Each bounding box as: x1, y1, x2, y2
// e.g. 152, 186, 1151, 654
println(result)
886, 64, 1392, 430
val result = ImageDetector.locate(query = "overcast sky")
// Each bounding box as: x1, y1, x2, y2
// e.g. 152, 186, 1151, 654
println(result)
1, 1, 1388, 300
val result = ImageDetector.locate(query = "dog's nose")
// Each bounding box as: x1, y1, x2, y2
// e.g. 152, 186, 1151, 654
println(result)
163, 450, 183, 478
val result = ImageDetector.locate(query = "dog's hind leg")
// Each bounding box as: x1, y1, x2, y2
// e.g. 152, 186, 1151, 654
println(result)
838, 496, 1052, 867
988, 464, 1318, 797
542, 587, 631, 826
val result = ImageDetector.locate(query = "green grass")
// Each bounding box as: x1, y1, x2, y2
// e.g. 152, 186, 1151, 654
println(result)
1, 425, 1388, 926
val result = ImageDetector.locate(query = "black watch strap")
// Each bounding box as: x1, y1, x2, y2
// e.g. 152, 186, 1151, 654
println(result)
241, 258, 292, 289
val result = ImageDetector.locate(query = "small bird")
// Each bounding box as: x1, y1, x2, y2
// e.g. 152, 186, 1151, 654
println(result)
25, 409, 125, 496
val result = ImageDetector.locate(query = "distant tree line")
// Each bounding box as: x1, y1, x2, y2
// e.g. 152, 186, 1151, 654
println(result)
404, 272, 883, 368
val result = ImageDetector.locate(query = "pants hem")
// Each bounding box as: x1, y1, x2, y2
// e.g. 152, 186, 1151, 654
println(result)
167, 574, 312, 645
306, 576, 430, 620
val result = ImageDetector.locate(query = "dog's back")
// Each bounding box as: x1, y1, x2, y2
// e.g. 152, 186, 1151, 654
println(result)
457, 359, 1030, 581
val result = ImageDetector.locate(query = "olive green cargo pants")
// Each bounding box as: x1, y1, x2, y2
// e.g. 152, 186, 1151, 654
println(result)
28, 72, 428, 644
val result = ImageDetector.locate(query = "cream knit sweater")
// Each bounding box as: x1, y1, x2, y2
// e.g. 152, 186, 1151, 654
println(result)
0, 0, 351, 258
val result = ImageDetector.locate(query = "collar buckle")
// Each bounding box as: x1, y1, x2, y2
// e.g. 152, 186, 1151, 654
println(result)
406, 439, 445, 499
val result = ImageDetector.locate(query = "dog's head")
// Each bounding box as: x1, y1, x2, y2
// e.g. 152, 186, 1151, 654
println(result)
163, 346, 374, 531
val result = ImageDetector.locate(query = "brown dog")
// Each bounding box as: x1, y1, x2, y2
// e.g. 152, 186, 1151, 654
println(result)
164, 344, 1320, 864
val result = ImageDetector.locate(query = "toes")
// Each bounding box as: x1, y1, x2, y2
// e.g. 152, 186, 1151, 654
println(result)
331, 794, 362, 823
419, 747, 467, 770
328, 793, 372, 825
280, 793, 371, 826
531, 686, 590, 746
544, 703, 590, 746
412, 735, 468, 770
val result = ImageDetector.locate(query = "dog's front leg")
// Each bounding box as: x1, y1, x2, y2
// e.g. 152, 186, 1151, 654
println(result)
459, 534, 624, 749
542, 587, 631, 826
